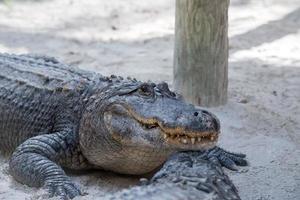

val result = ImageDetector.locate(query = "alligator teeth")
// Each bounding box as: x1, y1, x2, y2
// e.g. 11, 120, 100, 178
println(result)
162, 132, 217, 144
181, 138, 187, 144
191, 138, 195, 144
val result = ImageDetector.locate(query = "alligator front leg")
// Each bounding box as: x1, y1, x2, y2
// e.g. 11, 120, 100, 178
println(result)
204, 146, 248, 171
9, 132, 84, 199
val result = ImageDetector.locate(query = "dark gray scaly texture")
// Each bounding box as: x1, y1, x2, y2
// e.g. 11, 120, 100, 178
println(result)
0, 53, 247, 199
105, 151, 243, 200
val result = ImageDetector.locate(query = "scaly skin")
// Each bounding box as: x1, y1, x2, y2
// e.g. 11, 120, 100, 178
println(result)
105, 151, 246, 200
0, 53, 247, 199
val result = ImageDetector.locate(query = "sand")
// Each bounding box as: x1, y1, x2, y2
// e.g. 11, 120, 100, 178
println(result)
0, 0, 299, 199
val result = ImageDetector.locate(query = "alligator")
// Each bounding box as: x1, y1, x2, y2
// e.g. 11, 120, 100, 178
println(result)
0, 53, 247, 199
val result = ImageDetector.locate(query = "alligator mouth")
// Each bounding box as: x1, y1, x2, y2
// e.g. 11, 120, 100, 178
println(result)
140, 121, 218, 145
110, 104, 219, 146
124, 108, 219, 146
162, 130, 218, 145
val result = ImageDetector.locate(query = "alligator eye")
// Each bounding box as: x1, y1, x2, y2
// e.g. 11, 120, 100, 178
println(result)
138, 84, 153, 96
144, 123, 159, 129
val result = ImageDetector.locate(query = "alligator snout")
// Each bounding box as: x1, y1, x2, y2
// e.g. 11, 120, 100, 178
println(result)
152, 108, 220, 139
193, 109, 220, 133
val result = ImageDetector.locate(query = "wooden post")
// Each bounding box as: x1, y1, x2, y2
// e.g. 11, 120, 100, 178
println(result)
173, 0, 229, 107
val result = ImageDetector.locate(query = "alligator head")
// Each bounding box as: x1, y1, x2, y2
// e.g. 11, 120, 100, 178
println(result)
80, 79, 220, 174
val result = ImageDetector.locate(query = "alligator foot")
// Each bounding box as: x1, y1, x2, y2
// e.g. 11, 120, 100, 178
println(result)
205, 146, 248, 171
45, 180, 84, 200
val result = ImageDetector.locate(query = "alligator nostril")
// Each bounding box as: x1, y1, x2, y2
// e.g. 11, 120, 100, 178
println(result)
193, 112, 198, 116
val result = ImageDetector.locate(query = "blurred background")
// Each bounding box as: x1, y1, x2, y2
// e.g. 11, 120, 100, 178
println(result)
0, 0, 299, 200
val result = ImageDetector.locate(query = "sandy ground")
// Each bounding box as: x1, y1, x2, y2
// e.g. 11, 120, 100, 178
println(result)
0, 0, 299, 199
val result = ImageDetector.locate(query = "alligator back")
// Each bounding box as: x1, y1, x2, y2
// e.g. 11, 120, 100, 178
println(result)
0, 54, 94, 154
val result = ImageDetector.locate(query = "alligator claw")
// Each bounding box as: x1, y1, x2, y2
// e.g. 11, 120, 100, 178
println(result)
205, 147, 248, 171
45, 181, 83, 200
